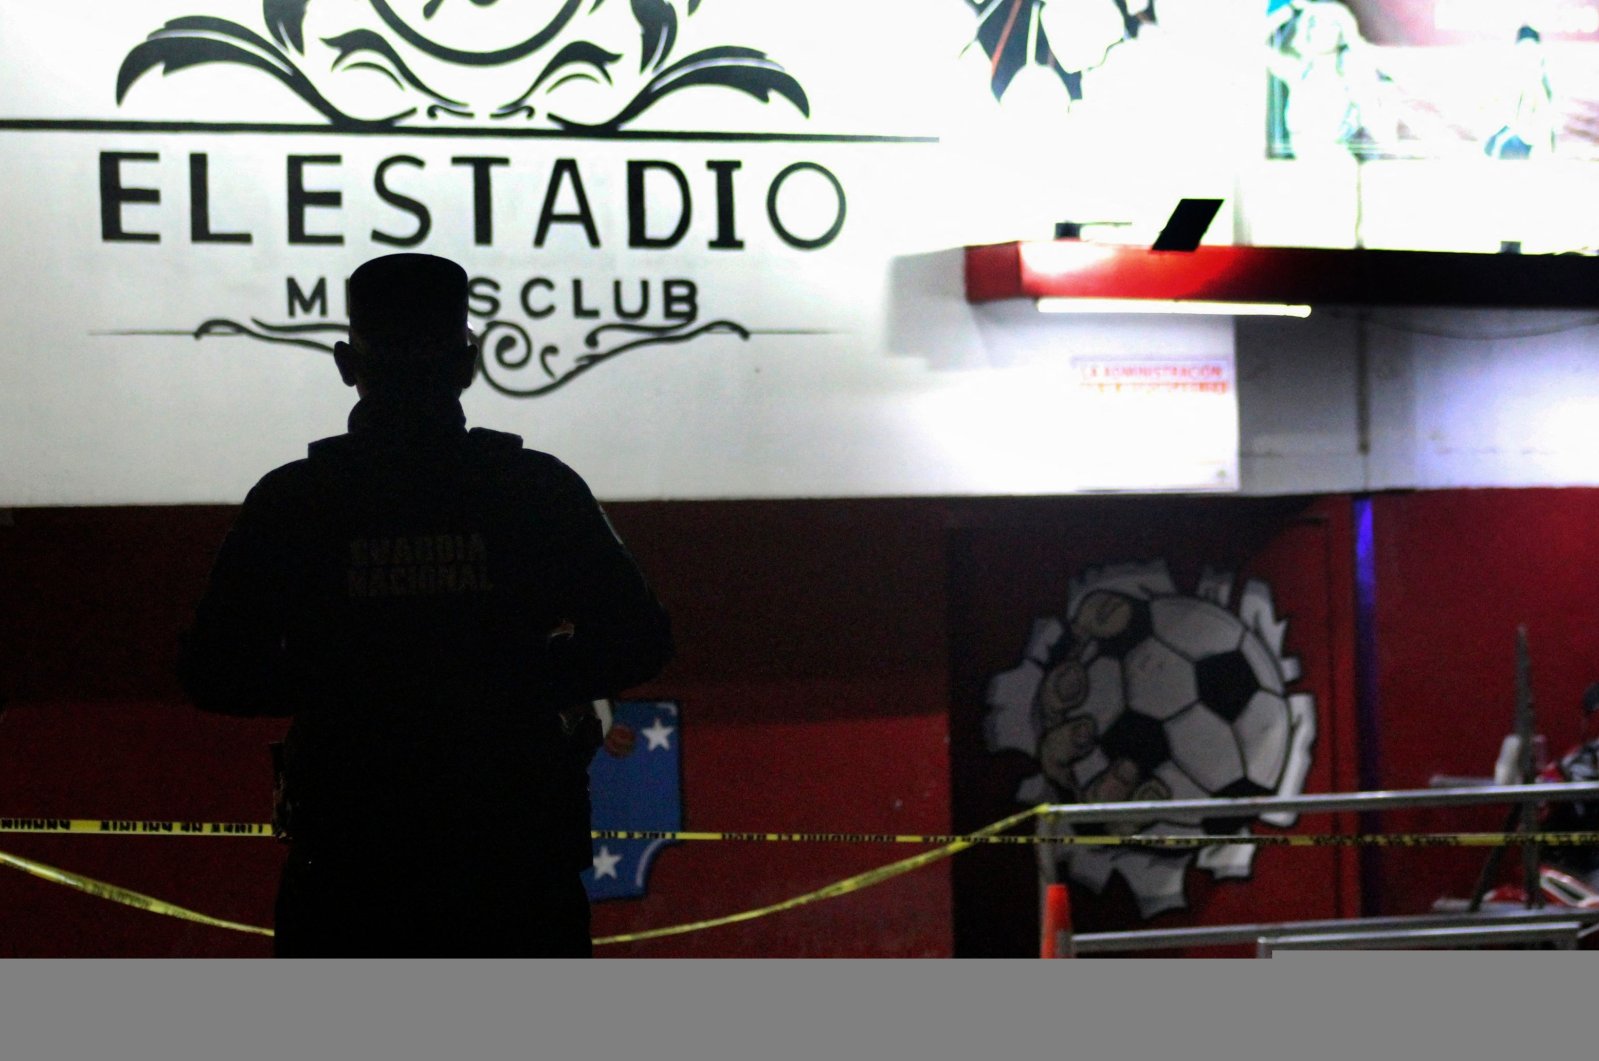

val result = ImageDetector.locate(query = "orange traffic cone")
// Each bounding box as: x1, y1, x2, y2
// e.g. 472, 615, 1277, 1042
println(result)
1040, 883, 1074, 959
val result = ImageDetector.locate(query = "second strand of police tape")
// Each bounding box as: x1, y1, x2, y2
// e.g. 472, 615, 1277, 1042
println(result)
3, 811, 1597, 945
0, 806, 1046, 945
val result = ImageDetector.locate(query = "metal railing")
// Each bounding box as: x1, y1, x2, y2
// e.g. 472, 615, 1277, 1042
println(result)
1257, 921, 1582, 957
1035, 781, 1599, 827
1038, 781, 1599, 956
1071, 909, 1599, 954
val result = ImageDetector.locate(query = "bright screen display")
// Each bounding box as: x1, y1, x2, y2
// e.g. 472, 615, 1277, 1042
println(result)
1267, 0, 1599, 160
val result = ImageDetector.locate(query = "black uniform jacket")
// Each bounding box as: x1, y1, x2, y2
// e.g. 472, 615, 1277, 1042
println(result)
178, 396, 672, 868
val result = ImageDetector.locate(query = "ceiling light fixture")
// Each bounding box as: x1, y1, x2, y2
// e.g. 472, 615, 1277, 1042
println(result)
1035, 298, 1312, 318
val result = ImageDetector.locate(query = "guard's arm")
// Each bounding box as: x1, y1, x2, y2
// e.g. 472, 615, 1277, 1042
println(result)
540, 461, 673, 704
178, 479, 301, 717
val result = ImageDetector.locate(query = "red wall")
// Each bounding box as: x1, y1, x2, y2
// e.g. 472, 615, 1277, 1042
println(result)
947, 495, 1362, 956
0, 500, 955, 958
0, 507, 288, 956
7, 488, 1581, 956
1367, 489, 1599, 916
587, 501, 954, 957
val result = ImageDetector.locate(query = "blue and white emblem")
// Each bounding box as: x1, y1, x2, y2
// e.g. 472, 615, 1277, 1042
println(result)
584, 700, 682, 902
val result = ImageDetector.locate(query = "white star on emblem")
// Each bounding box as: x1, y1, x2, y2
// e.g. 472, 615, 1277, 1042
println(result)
592, 845, 622, 880
640, 717, 675, 751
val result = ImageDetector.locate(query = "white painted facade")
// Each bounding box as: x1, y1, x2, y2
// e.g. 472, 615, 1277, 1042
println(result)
1, 2, 1595, 504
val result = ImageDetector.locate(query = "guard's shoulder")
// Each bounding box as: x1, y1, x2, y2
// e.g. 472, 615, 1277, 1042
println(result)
467, 426, 526, 454
250, 456, 317, 495
306, 432, 357, 462
239, 457, 318, 514
468, 428, 573, 475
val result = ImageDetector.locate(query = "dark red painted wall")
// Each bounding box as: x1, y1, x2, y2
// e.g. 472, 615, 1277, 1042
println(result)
947, 495, 1362, 957
11, 488, 1575, 957
1367, 489, 1599, 916
587, 501, 954, 957
0, 500, 954, 958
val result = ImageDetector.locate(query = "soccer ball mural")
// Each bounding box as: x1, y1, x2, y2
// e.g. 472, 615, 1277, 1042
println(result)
985, 561, 1316, 917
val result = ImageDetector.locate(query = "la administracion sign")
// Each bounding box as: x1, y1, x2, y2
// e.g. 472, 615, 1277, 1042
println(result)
0, 1, 1240, 503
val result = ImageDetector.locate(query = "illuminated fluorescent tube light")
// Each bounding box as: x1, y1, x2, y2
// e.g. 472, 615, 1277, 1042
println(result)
1036, 298, 1312, 318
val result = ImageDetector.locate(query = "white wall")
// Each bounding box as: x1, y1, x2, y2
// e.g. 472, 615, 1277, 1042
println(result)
0, 0, 1247, 505
4, 2, 1598, 504
1238, 307, 1599, 494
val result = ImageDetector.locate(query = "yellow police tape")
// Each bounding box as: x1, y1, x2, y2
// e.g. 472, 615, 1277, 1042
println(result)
0, 849, 273, 937
0, 818, 273, 837
592, 804, 1045, 946
4, 808, 1599, 948
0, 806, 1048, 946
6, 816, 1599, 848
593, 829, 1599, 849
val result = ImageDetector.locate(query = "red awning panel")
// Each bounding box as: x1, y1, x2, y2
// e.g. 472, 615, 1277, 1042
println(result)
966, 241, 1599, 310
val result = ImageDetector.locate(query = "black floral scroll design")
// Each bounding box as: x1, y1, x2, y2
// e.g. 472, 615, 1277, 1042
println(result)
546, 46, 810, 132
491, 40, 624, 119
146, 315, 748, 399
264, 0, 309, 53
118, 15, 420, 126
322, 29, 467, 107
965, 0, 1157, 106
498, 2, 808, 130
477, 318, 750, 398
118, 1, 809, 132
187, 318, 348, 353
367, 0, 585, 66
